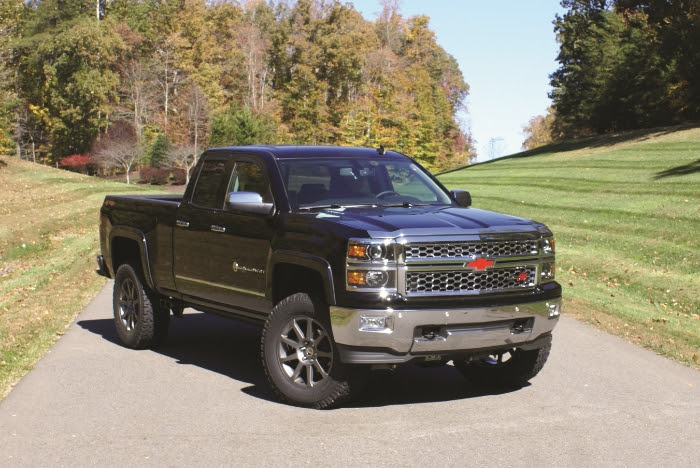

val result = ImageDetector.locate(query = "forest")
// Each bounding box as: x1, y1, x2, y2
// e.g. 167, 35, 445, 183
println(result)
524, 0, 699, 148
0, 0, 475, 179
1, 1, 697, 177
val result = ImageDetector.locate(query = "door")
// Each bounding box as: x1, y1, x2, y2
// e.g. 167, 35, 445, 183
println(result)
174, 153, 275, 314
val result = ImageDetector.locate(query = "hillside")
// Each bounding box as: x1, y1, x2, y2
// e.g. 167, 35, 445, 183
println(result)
439, 125, 700, 367
0, 159, 152, 397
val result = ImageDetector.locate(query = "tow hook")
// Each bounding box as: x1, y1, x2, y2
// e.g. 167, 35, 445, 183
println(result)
510, 319, 533, 334
415, 326, 446, 342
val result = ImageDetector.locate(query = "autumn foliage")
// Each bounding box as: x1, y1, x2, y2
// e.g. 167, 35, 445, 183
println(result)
2, 0, 476, 172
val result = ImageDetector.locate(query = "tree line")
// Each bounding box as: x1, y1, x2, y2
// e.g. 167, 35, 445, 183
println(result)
0, 0, 475, 180
524, 0, 699, 149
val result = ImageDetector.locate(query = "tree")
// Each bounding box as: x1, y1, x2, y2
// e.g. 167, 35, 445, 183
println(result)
92, 121, 141, 184
146, 133, 170, 168
209, 103, 276, 147
181, 83, 209, 163
114, 22, 157, 142
550, 0, 697, 138
0, 0, 24, 156
14, 7, 124, 162
522, 109, 556, 150
166, 142, 197, 185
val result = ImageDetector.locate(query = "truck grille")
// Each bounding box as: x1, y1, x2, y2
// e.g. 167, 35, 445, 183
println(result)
406, 266, 536, 295
405, 240, 538, 259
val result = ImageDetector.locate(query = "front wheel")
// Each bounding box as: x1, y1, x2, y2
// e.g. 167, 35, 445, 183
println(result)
113, 263, 170, 349
454, 342, 551, 389
261, 293, 365, 409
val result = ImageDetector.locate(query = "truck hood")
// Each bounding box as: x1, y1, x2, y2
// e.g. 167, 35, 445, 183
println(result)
311, 205, 546, 238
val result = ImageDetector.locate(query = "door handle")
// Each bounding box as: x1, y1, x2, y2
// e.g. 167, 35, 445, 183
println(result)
211, 225, 226, 233
176, 220, 190, 228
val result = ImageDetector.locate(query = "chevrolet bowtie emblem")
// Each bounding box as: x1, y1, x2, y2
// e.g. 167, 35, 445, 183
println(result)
466, 258, 494, 270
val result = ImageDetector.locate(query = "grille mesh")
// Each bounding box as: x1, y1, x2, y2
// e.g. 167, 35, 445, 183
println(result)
406, 266, 536, 294
405, 240, 538, 259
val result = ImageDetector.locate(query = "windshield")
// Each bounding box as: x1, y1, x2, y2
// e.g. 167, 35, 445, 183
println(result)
278, 158, 453, 210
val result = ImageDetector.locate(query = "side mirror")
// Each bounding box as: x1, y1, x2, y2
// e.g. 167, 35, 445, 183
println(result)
451, 189, 472, 207
225, 191, 274, 216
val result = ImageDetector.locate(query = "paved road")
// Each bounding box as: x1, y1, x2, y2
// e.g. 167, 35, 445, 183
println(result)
1, 283, 698, 467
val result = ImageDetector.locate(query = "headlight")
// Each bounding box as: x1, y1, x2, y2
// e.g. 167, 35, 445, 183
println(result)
541, 262, 556, 281
346, 239, 398, 293
347, 240, 393, 261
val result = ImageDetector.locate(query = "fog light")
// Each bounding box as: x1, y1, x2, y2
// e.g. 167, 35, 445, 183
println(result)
360, 316, 393, 332
548, 302, 561, 318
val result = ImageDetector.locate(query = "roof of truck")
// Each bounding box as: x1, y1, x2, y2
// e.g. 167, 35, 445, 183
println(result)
208, 145, 407, 160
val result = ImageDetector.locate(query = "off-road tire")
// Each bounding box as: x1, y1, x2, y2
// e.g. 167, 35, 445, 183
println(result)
261, 293, 365, 409
455, 342, 552, 389
113, 263, 170, 349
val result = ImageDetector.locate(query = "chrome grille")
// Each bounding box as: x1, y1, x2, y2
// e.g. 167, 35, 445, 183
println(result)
406, 266, 536, 295
405, 240, 538, 259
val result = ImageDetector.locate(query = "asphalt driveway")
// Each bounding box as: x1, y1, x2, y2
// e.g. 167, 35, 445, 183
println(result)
1, 283, 698, 466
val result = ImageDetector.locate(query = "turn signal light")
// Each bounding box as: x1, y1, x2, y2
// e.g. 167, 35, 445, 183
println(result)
347, 245, 367, 259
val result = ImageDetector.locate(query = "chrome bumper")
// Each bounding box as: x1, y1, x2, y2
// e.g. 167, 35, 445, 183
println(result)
330, 300, 560, 363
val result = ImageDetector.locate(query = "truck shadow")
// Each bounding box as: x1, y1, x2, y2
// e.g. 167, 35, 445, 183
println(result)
78, 311, 521, 408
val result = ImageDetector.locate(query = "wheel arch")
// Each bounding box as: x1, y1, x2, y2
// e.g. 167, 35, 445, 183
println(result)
269, 251, 336, 306
109, 226, 156, 290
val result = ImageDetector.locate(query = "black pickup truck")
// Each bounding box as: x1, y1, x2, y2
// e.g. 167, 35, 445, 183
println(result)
97, 145, 561, 408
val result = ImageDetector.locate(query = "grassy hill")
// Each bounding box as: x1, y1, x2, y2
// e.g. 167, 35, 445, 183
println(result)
439, 125, 700, 367
0, 160, 153, 397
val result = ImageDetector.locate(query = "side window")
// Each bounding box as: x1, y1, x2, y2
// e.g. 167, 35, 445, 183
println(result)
227, 161, 273, 203
191, 158, 228, 209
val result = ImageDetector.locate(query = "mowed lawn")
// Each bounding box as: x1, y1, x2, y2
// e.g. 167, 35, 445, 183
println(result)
439, 125, 700, 368
0, 160, 152, 397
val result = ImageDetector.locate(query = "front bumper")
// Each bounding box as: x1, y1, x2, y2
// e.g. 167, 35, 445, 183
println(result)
330, 299, 561, 364
96, 255, 111, 278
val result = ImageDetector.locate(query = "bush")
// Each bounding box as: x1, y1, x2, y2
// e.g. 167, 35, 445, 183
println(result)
139, 166, 170, 185
60, 154, 93, 174
172, 168, 187, 185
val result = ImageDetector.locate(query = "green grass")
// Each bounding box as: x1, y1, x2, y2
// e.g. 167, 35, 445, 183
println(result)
0, 160, 158, 398
439, 125, 700, 367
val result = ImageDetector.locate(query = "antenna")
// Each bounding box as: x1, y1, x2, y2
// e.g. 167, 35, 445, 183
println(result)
377, 145, 386, 155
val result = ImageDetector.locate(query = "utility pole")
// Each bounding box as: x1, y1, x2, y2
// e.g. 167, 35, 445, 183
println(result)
487, 137, 505, 160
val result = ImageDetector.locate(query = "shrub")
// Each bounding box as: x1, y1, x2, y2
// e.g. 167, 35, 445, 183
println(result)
139, 166, 170, 185
60, 154, 93, 174
172, 168, 187, 185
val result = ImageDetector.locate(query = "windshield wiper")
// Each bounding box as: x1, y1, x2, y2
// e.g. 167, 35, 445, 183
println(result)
298, 204, 343, 211
381, 202, 431, 208
298, 203, 378, 211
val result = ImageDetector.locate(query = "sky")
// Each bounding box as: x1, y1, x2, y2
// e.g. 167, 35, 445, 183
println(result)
350, 0, 566, 161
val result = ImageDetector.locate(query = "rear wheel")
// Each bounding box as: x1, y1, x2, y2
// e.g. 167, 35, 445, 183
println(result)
113, 263, 170, 349
454, 343, 551, 389
261, 293, 366, 409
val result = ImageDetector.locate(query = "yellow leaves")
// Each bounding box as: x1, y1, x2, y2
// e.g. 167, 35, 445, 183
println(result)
28, 104, 51, 127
